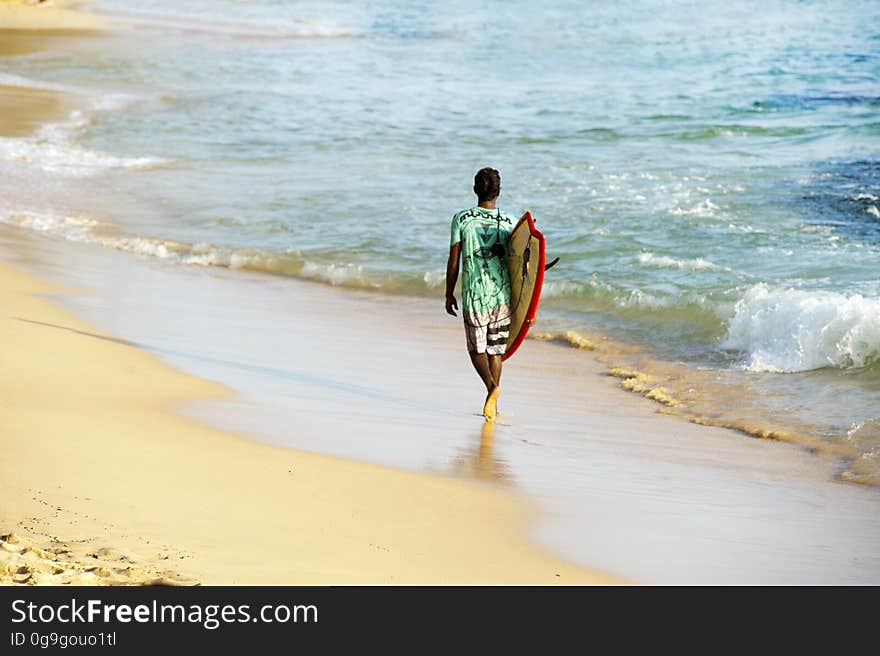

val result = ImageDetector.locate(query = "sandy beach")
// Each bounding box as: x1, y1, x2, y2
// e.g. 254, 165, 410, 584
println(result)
2, 1, 879, 586
0, 84, 70, 136
4, 221, 880, 584
0, 258, 619, 585
0, 3, 84, 133
0, 7, 618, 585
0, 1, 106, 32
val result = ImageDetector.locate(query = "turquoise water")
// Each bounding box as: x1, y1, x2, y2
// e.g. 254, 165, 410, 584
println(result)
1, 0, 879, 479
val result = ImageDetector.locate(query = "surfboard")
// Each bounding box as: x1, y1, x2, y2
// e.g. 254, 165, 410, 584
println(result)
503, 211, 546, 361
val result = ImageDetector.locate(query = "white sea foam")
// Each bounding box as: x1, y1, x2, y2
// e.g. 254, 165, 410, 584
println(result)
0, 73, 76, 94
92, 93, 142, 114
0, 73, 140, 114
0, 72, 162, 176
847, 418, 880, 445
423, 270, 445, 289
637, 252, 729, 272
104, 10, 355, 38
541, 279, 588, 298
727, 222, 765, 234
0, 213, 185, 264
0, 134, 167, 177
617, 289, 669, 309
669, 199, 719, 217
0, 210, 381, 288
89, 234, 305, 276
300, 261, 372, 287
0, 100, 166, 177
1, 212, 106, 242
723, 284, 880, 372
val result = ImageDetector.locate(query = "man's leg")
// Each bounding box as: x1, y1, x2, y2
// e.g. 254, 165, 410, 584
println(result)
465, 314, 500, 421
483, 305, 509, 420
488, 354, 502, 388
469, 351, 497, 393
469, 352, 500, 421
485, 305, 509, 390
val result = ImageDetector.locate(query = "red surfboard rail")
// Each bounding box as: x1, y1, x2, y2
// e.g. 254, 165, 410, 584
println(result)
503, 211, 546, 361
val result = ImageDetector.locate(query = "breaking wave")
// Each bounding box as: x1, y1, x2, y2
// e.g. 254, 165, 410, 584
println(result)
0, 211, 420, 291
637, 252, 730, 272
0, 75, 166, 177
722, 284, 880, 372
0, 131, 167, 177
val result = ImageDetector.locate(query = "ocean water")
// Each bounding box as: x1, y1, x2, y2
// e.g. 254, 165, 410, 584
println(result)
2, 0, 879, 481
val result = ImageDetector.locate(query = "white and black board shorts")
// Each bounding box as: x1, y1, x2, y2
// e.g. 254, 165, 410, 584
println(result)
464, 304, 511, 356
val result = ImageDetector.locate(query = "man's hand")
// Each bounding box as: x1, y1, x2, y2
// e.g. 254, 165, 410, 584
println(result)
445, 294, 458, 317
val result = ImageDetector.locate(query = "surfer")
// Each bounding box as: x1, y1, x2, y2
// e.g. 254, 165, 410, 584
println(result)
445, 167, 515, 421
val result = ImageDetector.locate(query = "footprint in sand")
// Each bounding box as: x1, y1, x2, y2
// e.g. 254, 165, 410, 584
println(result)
0, 532, 197, 586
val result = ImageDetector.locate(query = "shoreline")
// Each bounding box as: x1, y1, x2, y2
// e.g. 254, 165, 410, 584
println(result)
0, 200, 871, 482
6, 223, 878, 583
2, 3, 879, 584
0, 83, 71, 137
0, 26, 622, 585
0, 15, 870, 480
0, 258, 616, 584
0, 23, 617, 585
4, 202, 872, 486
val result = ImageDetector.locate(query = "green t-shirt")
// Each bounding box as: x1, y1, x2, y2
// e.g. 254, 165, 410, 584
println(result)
450, 207, 515, 314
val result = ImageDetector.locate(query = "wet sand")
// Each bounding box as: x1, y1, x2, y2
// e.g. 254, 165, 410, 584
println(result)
0, 84, 72, 136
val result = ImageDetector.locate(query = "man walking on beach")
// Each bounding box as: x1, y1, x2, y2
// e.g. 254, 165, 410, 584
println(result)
445, 167, 514, 422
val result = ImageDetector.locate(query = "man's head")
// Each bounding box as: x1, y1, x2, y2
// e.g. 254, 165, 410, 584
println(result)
473, 167, 501, 202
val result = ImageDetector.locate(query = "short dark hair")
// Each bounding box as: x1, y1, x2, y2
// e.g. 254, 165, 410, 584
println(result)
473, 167, 501, 202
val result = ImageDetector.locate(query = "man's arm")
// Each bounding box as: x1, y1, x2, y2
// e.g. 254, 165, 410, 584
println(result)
445, 242, 461, 316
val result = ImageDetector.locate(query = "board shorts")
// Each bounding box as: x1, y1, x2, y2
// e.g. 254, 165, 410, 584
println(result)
464, 304, 511, 356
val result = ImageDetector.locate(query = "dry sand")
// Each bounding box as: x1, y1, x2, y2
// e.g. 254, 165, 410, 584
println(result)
0, 261, 617, 585
0, 1, 107, 32
0, 2, 81, 127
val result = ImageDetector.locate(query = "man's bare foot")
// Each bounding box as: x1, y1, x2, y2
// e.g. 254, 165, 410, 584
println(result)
483, 386, 500, 422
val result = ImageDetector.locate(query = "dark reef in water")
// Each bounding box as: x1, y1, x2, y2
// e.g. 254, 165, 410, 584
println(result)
797, 160, 880, 242
753, 92, 880, 111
